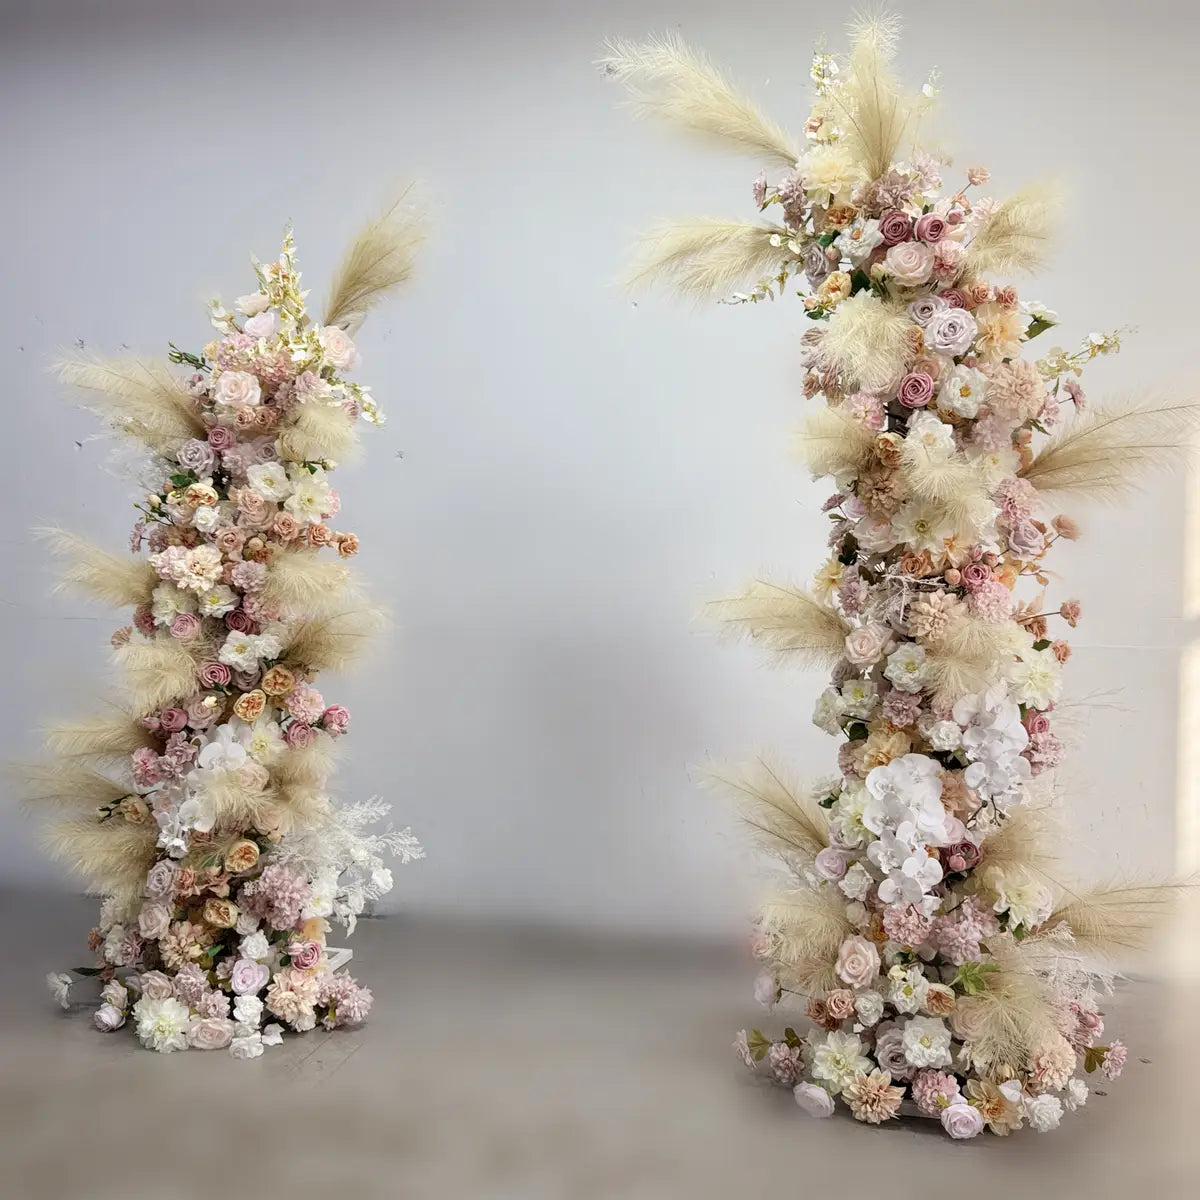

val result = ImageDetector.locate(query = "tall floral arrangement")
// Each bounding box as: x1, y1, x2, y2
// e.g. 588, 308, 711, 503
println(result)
606, 18, 1189, 1135
30, 198, 426, 1058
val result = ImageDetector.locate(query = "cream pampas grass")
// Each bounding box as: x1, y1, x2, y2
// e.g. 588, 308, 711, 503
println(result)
37, 527, 159, 610
324, 190, 427, 334
831, 13, 928, 181
282, 606, 388, 674
275, 400, 361, 465
815, 292, 912, 393
759, 886, 854, 994
601, 34, 800, 165
704, 756, 829, 865
1020, 399, 1200, 502
964, 181, 1061, 277
56, 357, 205, 455
268, 737, 338, 792
198, 776, 282, 835
978, 801, 1063, 885
112, 637, 199, 715
273, 782, 333, 830
44, 712, 156, 760
898, 444, 994, 535
794, 404, 881, 481
42, 818, 158, 899
706, 580, 849, 667
12, 763, 130, 813
924, 614, 1023, 707
1049, 880, 1188, 959
261, 550, 355, 621
624, 219, 789, 299
960, 964, 1061, 1078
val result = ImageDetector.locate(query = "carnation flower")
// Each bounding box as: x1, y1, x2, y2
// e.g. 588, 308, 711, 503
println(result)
1023, 1092, 1064, 1132
901, 1015, 953, 1068
768, 1042, 803, 1084
1101, 1040, 1127, 1079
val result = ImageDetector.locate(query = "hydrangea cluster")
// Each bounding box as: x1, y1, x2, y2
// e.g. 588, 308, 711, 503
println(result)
47, 233, 423, 1056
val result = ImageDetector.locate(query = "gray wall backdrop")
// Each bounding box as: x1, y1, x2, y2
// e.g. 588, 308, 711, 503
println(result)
3, 0, 1199, 939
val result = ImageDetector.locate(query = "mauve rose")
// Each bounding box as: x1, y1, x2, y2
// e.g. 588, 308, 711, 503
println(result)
236, 488, 269, 524
794, 1082, 836, 1118
158, 707, 188, 734
198, 660, 232, 688
169, 612, 201, 641
138, 901, 173, 941
285, 722, 317, 749
941, 1100, 985, 1139
230, 958, 271, 996
879, 209, 913, 245
214, 526, 245, 556
287, 940, 323, 971
873, 1022, 917, 1080
915, 212, 947, 243
814, 846, 849, 881
1025, 711, 1051, 735
938, 288, 968, 309
941, 840, 981, 874
960, 562, 991, 590
225, 609, 257, 634
139, 970, 175, 1000
251, 437, 278, 465
897, 371, 934, 409
1007, 521, 1044, 559
207, 425, 236, 451
908, 295, 947, 327
145, 860, 178, 899
177, 438, 215, 474
186, 695, 220, 729
927, 307, 977, 356
93, 1003, 126, 1032
188, 1016, 236, 1050
321, 705, 351, 737
804, 242, 834, 285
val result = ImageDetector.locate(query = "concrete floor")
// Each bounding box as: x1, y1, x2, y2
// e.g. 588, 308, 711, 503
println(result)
2, 892, 1196, 1199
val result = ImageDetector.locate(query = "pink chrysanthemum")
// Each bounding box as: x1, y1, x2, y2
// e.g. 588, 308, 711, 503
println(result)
882, 903, 933, 948
911, 1070, 960, 1115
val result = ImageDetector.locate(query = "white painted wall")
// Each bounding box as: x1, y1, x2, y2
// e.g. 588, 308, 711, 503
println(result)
2, 0, 1197, 938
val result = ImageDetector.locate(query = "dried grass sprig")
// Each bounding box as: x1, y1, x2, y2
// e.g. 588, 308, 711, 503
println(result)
815, 292, 913, 393
600, 34, 800, 165
42, 818, 158, 898
275, 401, 360, 465
759, 886, 854, 995
705, 580, 849, 667
261, 550, 356, 622
794, 403, 881, 480
1048, 879, 1190, 959
324, 190, 427, 334
11, 762, 130, 813
37, 527, 159, 610
112, 636, 199, 715
964, 181, 1061, 277
43, 712, 157, 760
282, 606, 388, 674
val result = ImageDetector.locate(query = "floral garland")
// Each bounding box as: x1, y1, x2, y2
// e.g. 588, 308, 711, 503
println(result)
606, 19, 1174, 1136
38, 218, 424, 1057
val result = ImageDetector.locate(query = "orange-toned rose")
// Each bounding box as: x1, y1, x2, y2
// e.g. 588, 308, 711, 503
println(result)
260, 666, 296, 696
336, 533, 360, 558
306, 522, 333, 548
202, 898, 240, 929
922, 983, 956, 1016
121, 795, 150, 825
232, 689, 267, 722
272, 512, 301, 541
224, 839, 261, 874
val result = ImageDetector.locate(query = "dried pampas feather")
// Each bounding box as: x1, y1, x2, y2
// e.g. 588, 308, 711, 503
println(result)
112, 636, 198, 714
1048, 880, 1189, 959
42, 818, 158, 897
12, 762, 130, 813
624, 219, 790, 299
898, 446, 994, 534
273, 782, 333, 830
600, 34, 800, 165
269, 738, 338, 791
200, 777, 282, 834
282, 606, 388, 674
706, 580, 849, 667
831, 13, 927, 181
979, 802, 1063, 884
759, 886, 854, 995
324, 190, 426, 334
56, 356, 204, 455
794, 404, 880, 480
704, 756, 830, 864
43, 712, 156, 760
275, 401, 360, 465
963, 965, 1061, 1078
1019, 399, 1200, 502
924, 615, 1023, 707
37, 527, 159, 610
815, 292, 912, 393
261, 551, 355, 621
965, 181, 1061, 277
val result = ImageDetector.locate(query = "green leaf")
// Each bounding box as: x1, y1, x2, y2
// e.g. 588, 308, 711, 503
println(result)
1026, 316, 1055, 340
73, 966, 105, 977
818, 230, 839, 247
783, 1026, 804, 1050
1083, 1046, 1107, 1074
1032, 639, 1051, 652
844, 721, 869, 742
951, 961, 1000, 996
169, 472, 196, 488
747, 1029, 772, 1062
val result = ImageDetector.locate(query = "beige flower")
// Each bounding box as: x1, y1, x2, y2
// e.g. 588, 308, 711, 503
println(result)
202, 898, 240, 929
907, 591, 964, 641
224, 838, 261, 874
974, 301, 1026, 362
965, 1079, 1022, 1135
860, 727, 912, 771
260, 666, 296, 696
922, 983, 957, 1017
843, 1069, 905, 1123
232, 689, 267, 722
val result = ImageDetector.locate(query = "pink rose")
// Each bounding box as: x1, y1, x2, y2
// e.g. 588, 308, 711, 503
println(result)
138, 970, 175, 1000
915, 213, 947, 243
835, 935, 880, 988
814, 846, 849, 881
1025, 711, 1051, 734
188, 1016, 236, 1050
230, 958, 271, 996
284, 722, 317, 749
169, 612, 202, 641
959, 562, 991, 590
207, 425, 236, 451
321, 705, 351, 737
941, 1099, 985, 1139
319, 325, 361, 372
878, 210, 913, 246
213, 526, 246, 557
844, 623, 891, 666
884, 241, 935, 286
287, 940, 323, 971
938, 288, 968, 309
198, 661, 232, 688
897, 371, 934, 409
225, 608, 257, 634
93, 1003, 126, 1032
158, 707, 188, 733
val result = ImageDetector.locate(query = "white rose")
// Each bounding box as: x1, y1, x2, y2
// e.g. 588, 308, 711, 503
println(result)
844, 623, 891, 667
941, 1098, 985, 1138
213, 370, 262, 408
753, 972, 778, 1007
239, 930, 271, 962
236, 292, 271, 316
920, 718, 961, 752
838, 862, 874, 901
854, 989, 884, 1026
937, 365, 988, 418
884, 241, 935, 286
229, 1032, 265, 1060
93, 1003, 126, 1032
244, 311, 277, 339
1023, 1093, 1063, 1132
233, 994, 264, 1026
794, 1081, 836, 1118
193, 505, 221, 533
319, 325, 361, 372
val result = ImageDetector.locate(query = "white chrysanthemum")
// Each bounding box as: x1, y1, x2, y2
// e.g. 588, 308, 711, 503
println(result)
247, 461, 292, 501
902, 1015, 953, 1067
813, 557, 844, 603
810, 1030, 872, 1095
797, 145, 866, 207
891, 500, 955, 555
936, 365, 989, 419
197, 584, 239, 619
884, 643, 929, 693
133, 995, 191, 1053
151, 582, 197, 626
1008, 646, 1063, 709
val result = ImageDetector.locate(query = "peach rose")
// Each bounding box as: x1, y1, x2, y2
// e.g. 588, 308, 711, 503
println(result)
260, 666, 296, 696
835, 935, 881, 989
224, 839, 261, 874
922, 983, 957, 1016
306, 522, 333, 548
336, 533, 359, 558
232, 689, 267, 722
203, 898, 240, 929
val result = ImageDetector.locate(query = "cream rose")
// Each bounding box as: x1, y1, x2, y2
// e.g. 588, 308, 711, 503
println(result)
214, 370, 262, 408
884, 241, 935, 286
137, 901, 173, 941
835, 935, 881, 989
188, 1016, 236, 1050
941, 1098, 985, 1139
844, 623, 892, 667
138, 970, 175, 1001
319, 325, 361, 372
